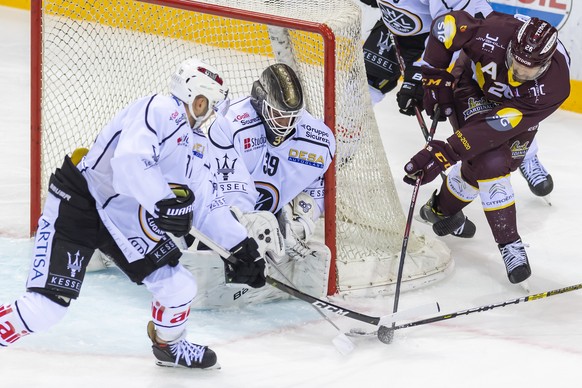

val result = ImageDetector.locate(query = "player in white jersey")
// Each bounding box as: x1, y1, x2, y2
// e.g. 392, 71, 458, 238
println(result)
0, 58, 267, 369
359, 0, 554, 199
184, 63, 336, 304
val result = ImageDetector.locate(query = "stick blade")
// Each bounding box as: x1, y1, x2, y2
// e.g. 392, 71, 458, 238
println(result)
332, 333, 355, 355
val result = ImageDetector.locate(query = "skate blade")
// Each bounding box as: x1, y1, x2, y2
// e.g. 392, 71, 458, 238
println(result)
155, 360, 221, 370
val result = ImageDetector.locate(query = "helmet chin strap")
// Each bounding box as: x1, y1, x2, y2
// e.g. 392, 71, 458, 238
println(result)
187, 100, 213, 129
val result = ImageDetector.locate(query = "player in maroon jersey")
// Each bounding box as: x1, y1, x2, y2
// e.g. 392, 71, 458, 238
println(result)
403, 12, 570, 284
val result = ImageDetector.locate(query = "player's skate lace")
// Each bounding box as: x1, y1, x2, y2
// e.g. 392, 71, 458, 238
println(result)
519, 156, 553, 196
147, 321, 218, 369
498, 239, 531, 284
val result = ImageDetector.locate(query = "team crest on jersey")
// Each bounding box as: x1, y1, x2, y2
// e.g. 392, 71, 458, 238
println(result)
288, 149, 325, 168
139, 206, 165, 242
255, 181, 280, 212
486, 108, 523, 132
377, 1, 423, 36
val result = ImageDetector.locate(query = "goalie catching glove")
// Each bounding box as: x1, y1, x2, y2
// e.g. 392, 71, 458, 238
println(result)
404, 140, 460, 185
224, 237, 266, 288
153, 185, 195, 237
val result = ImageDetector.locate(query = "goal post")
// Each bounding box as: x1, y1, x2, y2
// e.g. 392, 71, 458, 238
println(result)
31, 0, 452, 297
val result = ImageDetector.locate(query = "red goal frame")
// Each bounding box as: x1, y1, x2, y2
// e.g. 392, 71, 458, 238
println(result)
30, 0, 340, 294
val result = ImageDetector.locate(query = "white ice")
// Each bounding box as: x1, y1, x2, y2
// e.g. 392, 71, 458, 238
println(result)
0, 6, 581, 388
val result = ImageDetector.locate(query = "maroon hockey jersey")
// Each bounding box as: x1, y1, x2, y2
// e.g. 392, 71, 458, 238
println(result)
424, 11, 570, 160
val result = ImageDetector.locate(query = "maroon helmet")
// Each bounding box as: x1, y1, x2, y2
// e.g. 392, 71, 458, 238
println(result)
507, 17, 558, 82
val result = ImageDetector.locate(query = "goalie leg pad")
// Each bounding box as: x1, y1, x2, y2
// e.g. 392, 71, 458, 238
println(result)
269, 241, 332, 299
181, 249, 289, 308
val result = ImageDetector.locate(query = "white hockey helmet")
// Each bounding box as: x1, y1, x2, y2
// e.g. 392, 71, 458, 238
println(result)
170, 58, 229, 128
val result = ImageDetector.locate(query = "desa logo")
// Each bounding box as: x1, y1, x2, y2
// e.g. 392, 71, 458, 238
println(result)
489, 0, 572, 30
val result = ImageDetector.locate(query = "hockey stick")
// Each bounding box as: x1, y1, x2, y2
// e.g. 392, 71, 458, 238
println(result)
266, 276, 439, 326
263, 255, 355, 355
388, 34, 430, 139
378, 106, 441, 345
389, 34, 447, 180
373, 282, 582, 334
185, 228, 440, 344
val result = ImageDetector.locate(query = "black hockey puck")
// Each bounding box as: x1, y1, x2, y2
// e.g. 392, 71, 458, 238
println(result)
377, 325, 394, 344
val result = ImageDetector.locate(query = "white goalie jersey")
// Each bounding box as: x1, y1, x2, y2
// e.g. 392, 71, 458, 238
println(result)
207, 96, 336, 218
179, 96, 336, 306
376, 0, 492, 36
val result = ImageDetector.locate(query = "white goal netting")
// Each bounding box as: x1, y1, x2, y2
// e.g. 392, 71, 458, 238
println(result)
33, 0, 452, 296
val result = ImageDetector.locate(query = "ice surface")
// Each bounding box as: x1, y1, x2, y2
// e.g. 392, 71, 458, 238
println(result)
0, 6, 581, 388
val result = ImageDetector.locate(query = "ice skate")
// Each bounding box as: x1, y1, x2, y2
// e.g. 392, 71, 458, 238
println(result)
498, 239, 531, 284
147, 321, 219, 369
419, 191, 476, 238
519, 155, 553, 197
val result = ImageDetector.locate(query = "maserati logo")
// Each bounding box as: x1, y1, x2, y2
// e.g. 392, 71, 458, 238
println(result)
67, 250, 84, 277
377, 30, 392, 55
216, 155, 237, 180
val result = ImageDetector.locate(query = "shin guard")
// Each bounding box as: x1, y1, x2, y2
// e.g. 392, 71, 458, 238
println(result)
143, 265, 197, 343
478, 174, 519, 244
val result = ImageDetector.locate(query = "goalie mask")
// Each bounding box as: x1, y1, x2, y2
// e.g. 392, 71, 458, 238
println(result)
170, 58, 229, 129
506, 17, 558, 83
250, 64, 305, 144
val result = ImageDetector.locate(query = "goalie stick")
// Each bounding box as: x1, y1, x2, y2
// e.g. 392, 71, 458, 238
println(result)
349, 282, 582, 337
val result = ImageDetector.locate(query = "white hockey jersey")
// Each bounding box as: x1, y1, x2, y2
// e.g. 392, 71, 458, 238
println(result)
208, 96, 336, 219
376, 0, 492, 36
79, 94, 248, 262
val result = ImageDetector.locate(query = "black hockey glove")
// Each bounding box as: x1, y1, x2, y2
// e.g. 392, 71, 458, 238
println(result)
421, 66, 455, 121
403, 140, 460, 185
396, 67, 424, 116
153, 185, 195, 238
224, 237, 266, 288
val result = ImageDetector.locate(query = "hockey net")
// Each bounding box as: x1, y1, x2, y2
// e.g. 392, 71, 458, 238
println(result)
31, 0, 452, 296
